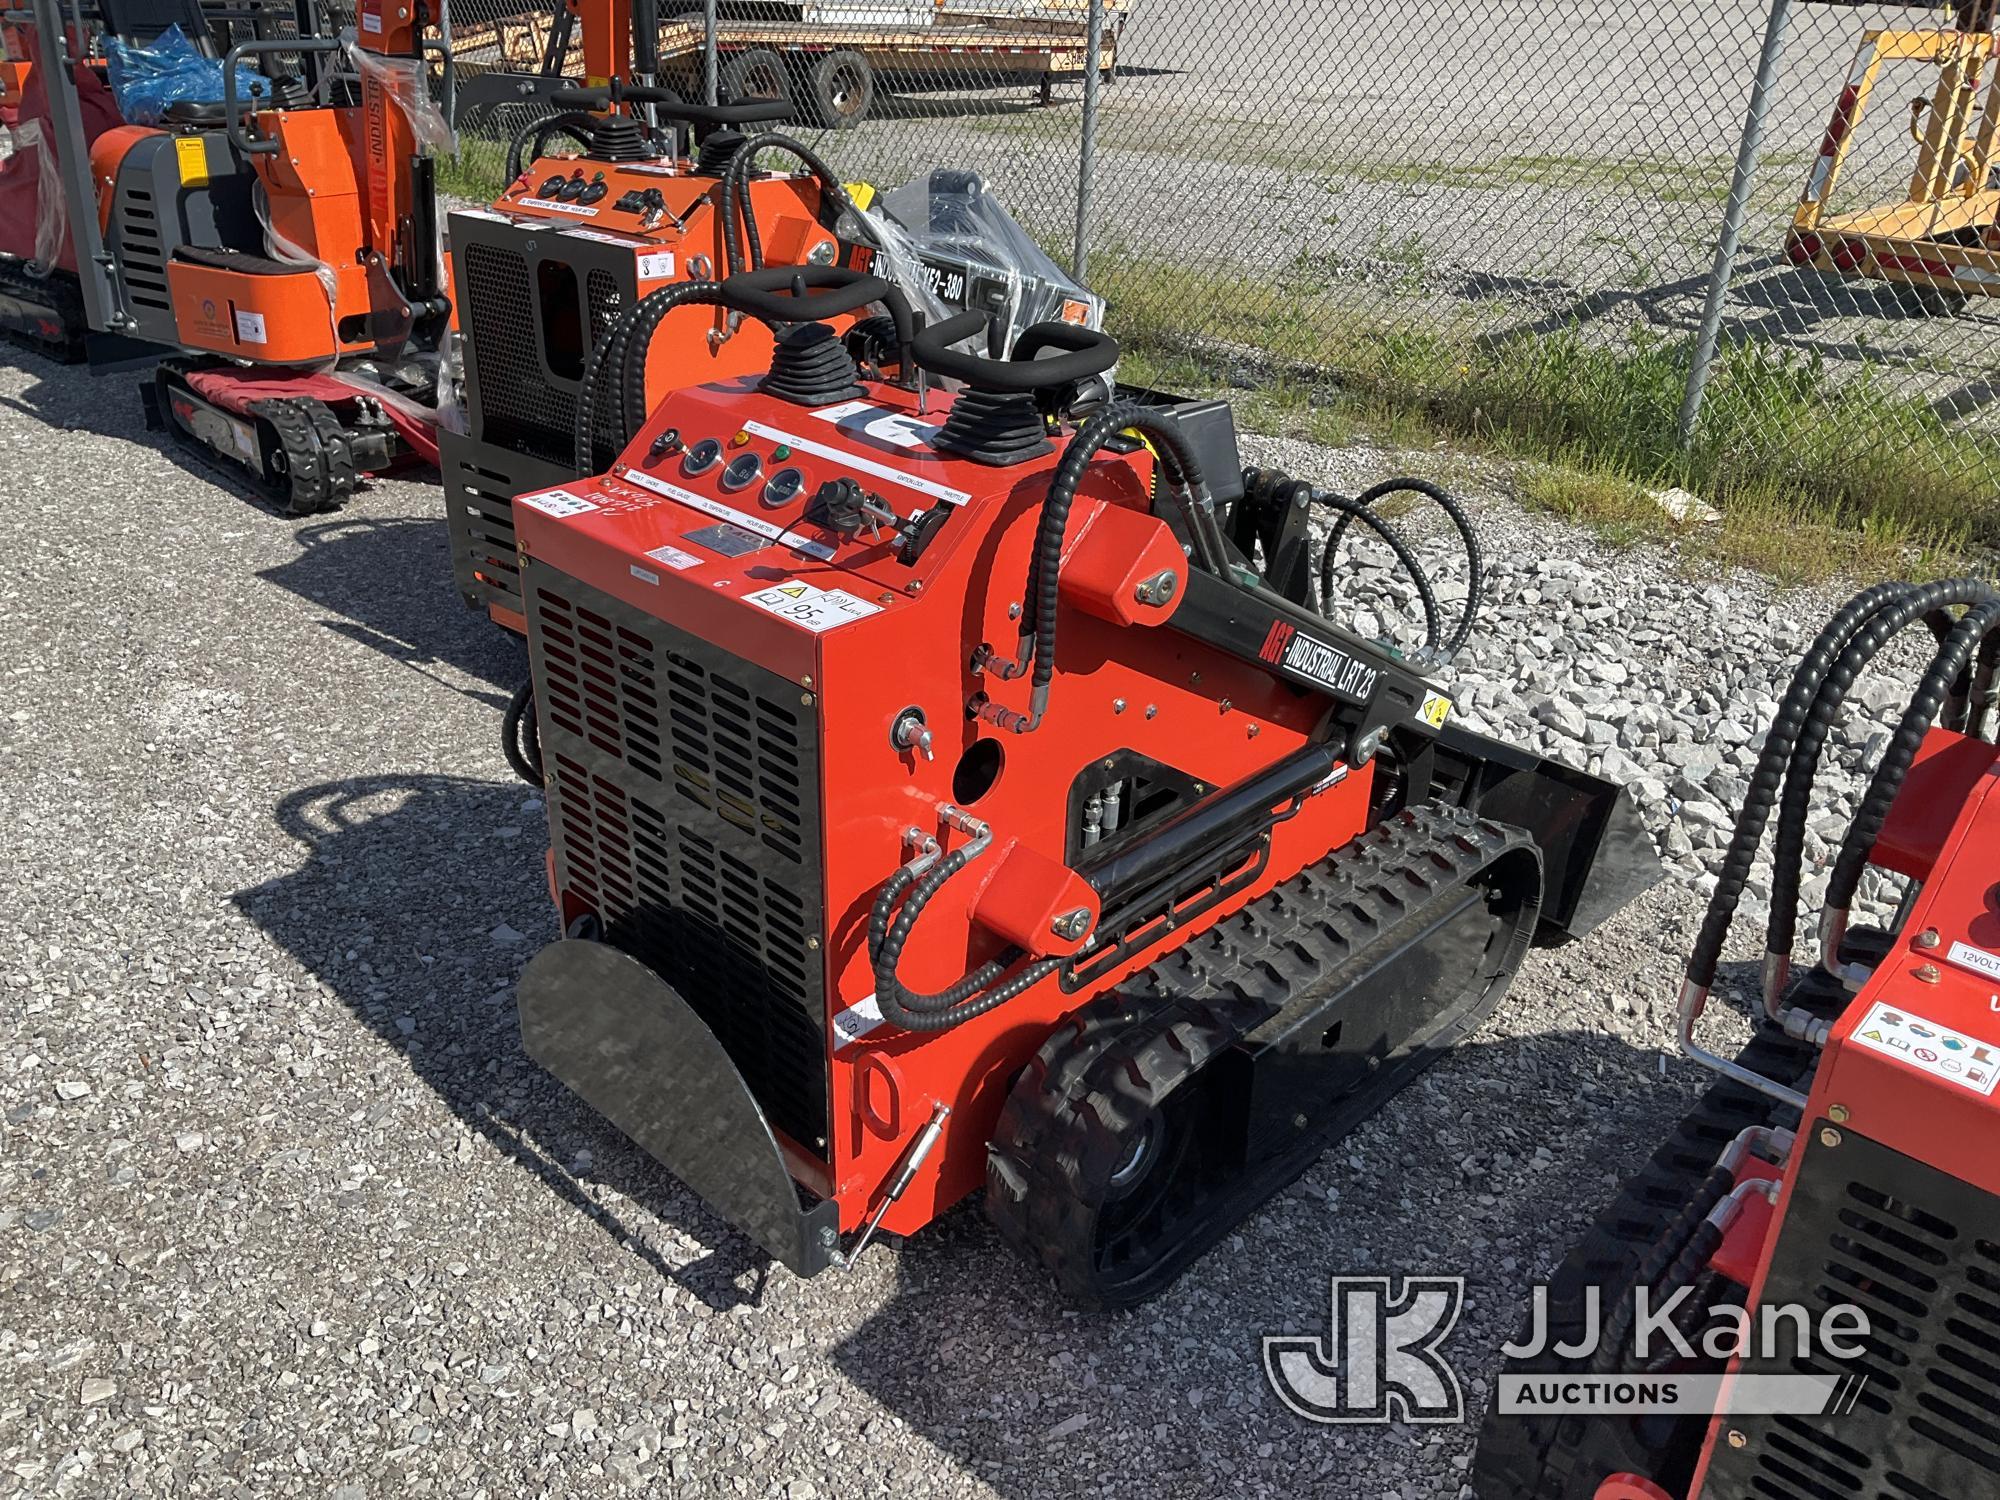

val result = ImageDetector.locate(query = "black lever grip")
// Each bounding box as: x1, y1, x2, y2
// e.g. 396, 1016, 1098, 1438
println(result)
913, 313, 1119, 391
548, 83, 791, 125
722, 266, 913, 350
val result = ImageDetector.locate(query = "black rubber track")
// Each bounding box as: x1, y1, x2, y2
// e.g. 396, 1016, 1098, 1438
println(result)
1469, 994, 1842, 1498
987, 803, 1540, 1310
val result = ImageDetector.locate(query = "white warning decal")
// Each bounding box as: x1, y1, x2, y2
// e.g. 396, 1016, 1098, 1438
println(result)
517, 198, 600, 218
637, 251, 677, 280
1849, 1000, 2000, 1096
645, 543, 702, 571
744, 579, 882, 634
518, 488, 598, 519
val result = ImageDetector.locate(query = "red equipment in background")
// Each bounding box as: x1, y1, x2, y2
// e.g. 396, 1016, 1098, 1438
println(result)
497, 267, 1660, 1306
1478, 581, 2000, 1499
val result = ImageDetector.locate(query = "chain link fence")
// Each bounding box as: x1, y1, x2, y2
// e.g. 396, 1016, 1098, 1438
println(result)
446, 0, 2000, 537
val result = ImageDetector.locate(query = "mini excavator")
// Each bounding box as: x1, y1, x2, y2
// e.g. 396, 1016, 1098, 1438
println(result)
492, 266, 1661, 1306
0, 0, 455, 514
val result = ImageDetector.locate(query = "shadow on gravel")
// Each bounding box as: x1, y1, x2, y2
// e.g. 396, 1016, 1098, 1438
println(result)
255, 514, 524, 702
827, 1020, 1716, 1496
233, 772, 773, 1312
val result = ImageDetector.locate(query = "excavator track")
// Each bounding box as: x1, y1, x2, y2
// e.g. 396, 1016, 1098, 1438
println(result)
250, 397, 360, 517
987, 803, 1544, 1309
0, 260, 86, 362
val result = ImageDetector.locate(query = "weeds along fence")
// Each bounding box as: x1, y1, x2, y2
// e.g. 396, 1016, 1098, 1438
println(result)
443, 0, 2000, 544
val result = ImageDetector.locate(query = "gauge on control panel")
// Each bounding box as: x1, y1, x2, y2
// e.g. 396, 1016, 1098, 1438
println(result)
682, 437, 723, 476
761, 466, 805, 507
720, 451, 764, 493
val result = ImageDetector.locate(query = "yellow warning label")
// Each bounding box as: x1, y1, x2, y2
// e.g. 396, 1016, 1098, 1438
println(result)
175, 136, 210, 187
1417, 690, 1452, 729
775, 583, 809, 598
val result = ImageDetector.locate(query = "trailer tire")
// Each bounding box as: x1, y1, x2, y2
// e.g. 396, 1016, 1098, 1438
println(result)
719, 48, 791, 107
800, 49, 874, 129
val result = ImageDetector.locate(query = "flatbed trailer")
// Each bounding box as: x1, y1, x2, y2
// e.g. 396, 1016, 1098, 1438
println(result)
453, 0, 1125, 129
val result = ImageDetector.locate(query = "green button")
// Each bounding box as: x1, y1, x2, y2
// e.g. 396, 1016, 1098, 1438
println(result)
772, 444, 792, 460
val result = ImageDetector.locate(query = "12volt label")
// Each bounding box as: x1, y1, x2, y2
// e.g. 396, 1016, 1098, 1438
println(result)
518, 488, 598, 519
1850, 1001, 2000, 1096
1257, 620, 1380, 702
744, 580, 882, 634
1947, 939, 2000, 982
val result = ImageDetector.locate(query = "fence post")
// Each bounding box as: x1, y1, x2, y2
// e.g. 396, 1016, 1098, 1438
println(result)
1073, 0, 1105, 281
703, 0, 719, 105
1677, 0, 1795, 446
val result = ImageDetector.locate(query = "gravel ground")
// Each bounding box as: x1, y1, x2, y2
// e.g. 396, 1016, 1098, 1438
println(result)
0, 353, 1922, 1498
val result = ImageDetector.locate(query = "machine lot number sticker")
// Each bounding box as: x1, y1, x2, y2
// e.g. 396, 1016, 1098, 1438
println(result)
518, 488, 598, 519
744, 580, 882, 633
1850, 1001, 2000, 1096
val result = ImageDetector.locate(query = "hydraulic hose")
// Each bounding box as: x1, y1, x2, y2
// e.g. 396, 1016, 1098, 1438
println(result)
1327, 477, 1485, 660
1763, 580, 1994, 973
719, 132, 852, 276
1306, 483, 1442, 659
1824, 600, 2000, 918
504, 111, 597, 184
573, 281, 728, 472
1683, 580, 1910, 994
992, 403, 1217, 733
866, 835, 1059, 1032
502, 678, 543, 787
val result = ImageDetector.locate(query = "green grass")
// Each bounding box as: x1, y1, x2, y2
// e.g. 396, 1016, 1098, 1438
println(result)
1100, 251, 1995, 582
438, 138, 509, 203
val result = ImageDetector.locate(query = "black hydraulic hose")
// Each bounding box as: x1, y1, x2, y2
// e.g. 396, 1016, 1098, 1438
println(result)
1328, 477, 1485, 660
1684, 581, 1909, 991
1303, 481, 1443, 659
617, 282, 735, 441
1015, 404, 1217, 724
1592, 1164, 1735, 1373
573, 281, 727, 472
504, 111, 597, 184
1825, 600, 2000, 913
866, 848, 1058, 1032
502, 679, 543, 787
1764, 580, 1996, 966
720, 132, 851, 276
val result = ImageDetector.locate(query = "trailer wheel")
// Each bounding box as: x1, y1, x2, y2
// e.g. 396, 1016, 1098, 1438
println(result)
719, 48, 790, 107
800, 49, 874, 129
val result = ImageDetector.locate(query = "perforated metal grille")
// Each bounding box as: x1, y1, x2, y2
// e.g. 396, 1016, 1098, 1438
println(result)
1701, 1124, 2000, 1500
524, 561, 827, 1157
460, 243, 627, 465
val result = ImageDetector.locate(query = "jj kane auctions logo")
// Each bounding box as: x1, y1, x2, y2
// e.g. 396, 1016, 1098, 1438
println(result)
1263, 1276, 1872, 1424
